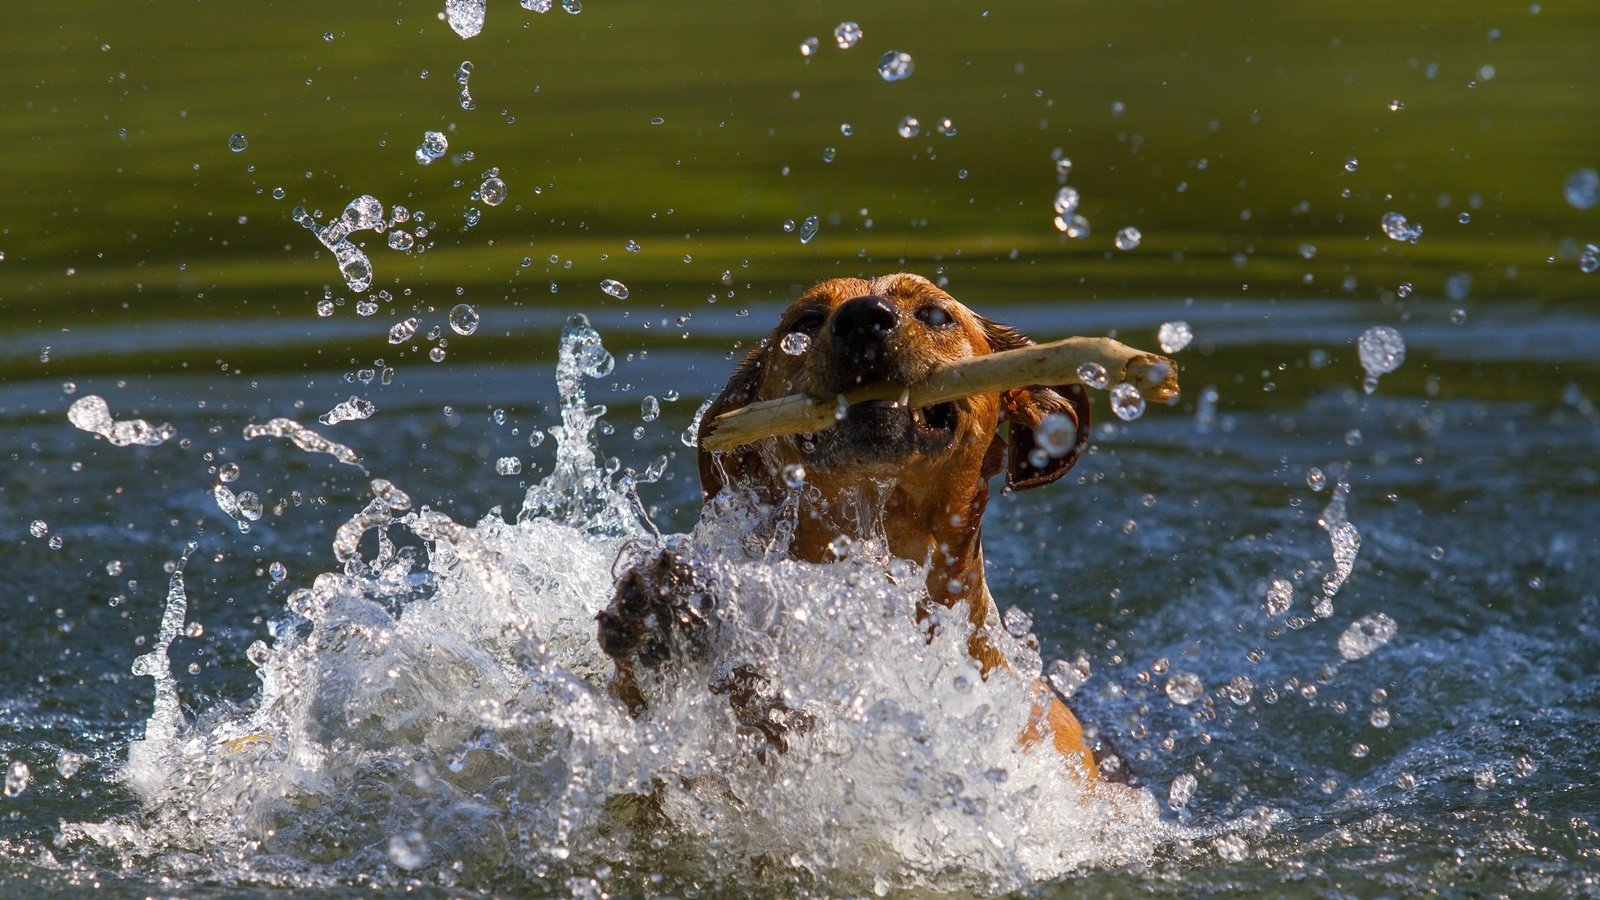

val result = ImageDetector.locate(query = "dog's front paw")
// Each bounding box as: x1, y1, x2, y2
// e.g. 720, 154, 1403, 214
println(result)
598, 549, 714, 675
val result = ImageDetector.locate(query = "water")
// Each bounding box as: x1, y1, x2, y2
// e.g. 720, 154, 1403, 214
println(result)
5, 0, 1600, 896
8, 298, 1600, 894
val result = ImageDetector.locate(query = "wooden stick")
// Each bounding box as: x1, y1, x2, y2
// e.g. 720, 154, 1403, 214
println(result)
700, 336, 1179, 451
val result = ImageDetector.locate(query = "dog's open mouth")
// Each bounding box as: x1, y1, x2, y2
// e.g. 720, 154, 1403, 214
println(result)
796, 394, 962, 466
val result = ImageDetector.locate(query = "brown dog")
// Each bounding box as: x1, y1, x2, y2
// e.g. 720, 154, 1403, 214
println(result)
598, 273, 1108, 778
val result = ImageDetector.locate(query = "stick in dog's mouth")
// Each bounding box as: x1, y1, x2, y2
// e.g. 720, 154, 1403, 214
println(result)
700, 336, 1180, 452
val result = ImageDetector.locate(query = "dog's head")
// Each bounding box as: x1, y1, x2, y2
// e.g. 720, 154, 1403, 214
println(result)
697, 273, 1090, 505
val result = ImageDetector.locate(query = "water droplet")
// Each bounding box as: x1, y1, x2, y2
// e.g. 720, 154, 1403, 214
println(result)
1344, 157, 1359, 172
799, 36, 819, 57
341, 195, 384, 231
444, 0, 485, 38
640, 395, 660, 422
833, 21, 862, 49
56, 750, 85, 780
1165, 671, 1204, 705
780, 331, 812, 355
429, 346, 447, 363
599, 278, 629, 300
1052, 186, 1080, 217
388, 317, 420, 344
1115, 226, 1142, 250
1358, 326, 1406, 394
227, 132, 248, 152
479, 176, 507, 206
1225, 674, 1253, 705
1033, 412, 1078, 457
1450, 307, 1469, 325
271, 186, 286, 200
334, 241, 373, 293
29, 520, 48, 539
1369, 707, 1391, 728
1157, 320, 1192, 353
268, 561, 287, 582
1264, 578, 1294, 615
1457, 211, 1471, 224
416, 130, 448, 164
1579, 243, 1600, 274
1110, 382, 1145, 420
624, 239, 641, 252
387, 230, 415, 252
1002, 606, 1034, 637
798, 215, 820, 244
782, 463, 807, 488
1047, 654, 1092, 698
1307, 466, 1327, 491
495, 456, 522, 476
821, 146, 837, 163
897, 116, 920, 139
1061, 214, 1091, 239
1076, 361, 1108, 390
1168, 773, 1197, 809
1380, 211, 1423, 243
1396, 281, 1413, 298
828, 534, 853, 559
4, 761, 29, 798
936, 117, 957, 137
1387, 98, 1405, 111
839, 122, 854, 137
388, 830, 428, 870
449, 303, 480, 335
877, 50, 915, 82
1563, 168, 1599, 210
1337, 612, 1398, 660
521, 0, 552, 11
561, 0, 581, 13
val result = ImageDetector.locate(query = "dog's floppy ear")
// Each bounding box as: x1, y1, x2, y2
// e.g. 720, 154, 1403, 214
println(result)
696, 345, 769, 500
978, 316, 1093, 491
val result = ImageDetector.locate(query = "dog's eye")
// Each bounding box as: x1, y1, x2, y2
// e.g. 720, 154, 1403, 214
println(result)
915, 306, 954, 328
790, 312, 825, 334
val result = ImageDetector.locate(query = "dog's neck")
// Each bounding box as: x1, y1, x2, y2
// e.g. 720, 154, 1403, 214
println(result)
785, 474, 993, 616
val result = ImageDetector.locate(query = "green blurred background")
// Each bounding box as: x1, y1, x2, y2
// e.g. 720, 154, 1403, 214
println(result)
0, 0, 1596, 377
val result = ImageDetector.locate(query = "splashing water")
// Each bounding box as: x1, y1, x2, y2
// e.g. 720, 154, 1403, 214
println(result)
1380, 211, 1423, 243
445, 0, 486, 38
319, 395, 377, 425
242, 418, 364, 468
1357, 325, 1406, 394
1316, 472, 1361, 603
877, 50, 914, 82
70, 317, 1169, 893
67, 395, 178, 447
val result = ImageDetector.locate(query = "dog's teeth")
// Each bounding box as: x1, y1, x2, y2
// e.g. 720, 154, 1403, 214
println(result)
912, 408, 926, 425
896, 388, 910, 408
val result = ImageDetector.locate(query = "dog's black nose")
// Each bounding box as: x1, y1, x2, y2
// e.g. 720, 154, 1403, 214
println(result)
830, 295, 898, 342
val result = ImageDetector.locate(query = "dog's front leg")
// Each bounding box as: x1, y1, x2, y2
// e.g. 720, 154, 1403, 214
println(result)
596, 549, 714, 715
597, 549, 811, 757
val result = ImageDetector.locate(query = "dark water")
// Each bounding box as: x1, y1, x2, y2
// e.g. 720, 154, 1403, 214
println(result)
3, 0, 1599, 896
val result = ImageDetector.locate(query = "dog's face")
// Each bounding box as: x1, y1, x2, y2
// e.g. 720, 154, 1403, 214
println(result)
698, 273, 1091, 508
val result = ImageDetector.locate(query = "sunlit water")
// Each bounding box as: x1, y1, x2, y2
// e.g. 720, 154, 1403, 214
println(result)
4, 297, 1598, 896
